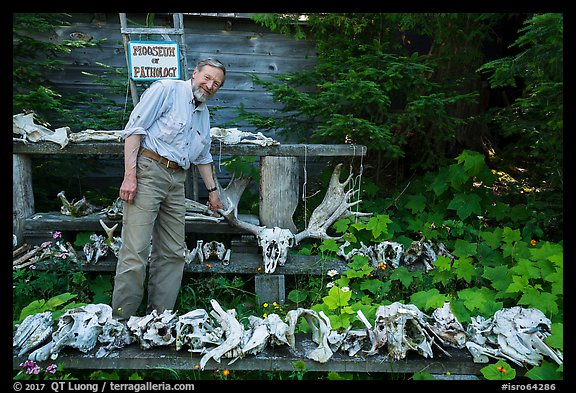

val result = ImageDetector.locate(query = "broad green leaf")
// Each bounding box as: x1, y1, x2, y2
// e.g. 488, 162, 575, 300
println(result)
452, 239, 478, 258
389, 266, 414, 288
404, 194, 426, 214
447, 193, 482, 220
453, 257, 476, 283
481, 360, 516, 380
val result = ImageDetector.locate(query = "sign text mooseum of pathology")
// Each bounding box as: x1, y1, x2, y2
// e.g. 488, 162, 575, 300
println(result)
128, 41, 181, 81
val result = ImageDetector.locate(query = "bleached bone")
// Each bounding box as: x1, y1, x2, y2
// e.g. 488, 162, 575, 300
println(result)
222, 249, 231, 265
428, 302, 467, 349
337, 240, 375, 261
285, 308, 333, 363
203, 241, 227, 261
339, 329, 369, 356
185, 240, 204, 264
293, 164, 371, 243
95, 318, 133, 358
101, 197, 123, 220
175, 309, 221, 351
183, 198, 224, 222
373, 241, 404, 269
231, 312, 290, 362
265, 313, 290, 347
28, 304, 113, 361
210, 127, 280, 146
494, 307, 563, 366
127, 309, 178, 350
374, 302, 435, 360
199, 299, 244, 370
357, 309, 386, 356
403, 238, 454, 272
83, 233, 108, 264
13, 244, 47, 267
13, 311, 54, 357
57, 191, 96, 217
217, 164, 371, 273
236, 316, 270, 359
68, 129, 123, 143
13, 113, 70, 148
99, 219, 122, 257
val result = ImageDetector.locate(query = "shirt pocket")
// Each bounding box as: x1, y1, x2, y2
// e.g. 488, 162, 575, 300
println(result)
187, 129, 207, 162
157, 112, 187, 143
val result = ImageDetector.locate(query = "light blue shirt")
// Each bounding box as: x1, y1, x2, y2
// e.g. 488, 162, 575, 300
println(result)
122, 79, 213, 170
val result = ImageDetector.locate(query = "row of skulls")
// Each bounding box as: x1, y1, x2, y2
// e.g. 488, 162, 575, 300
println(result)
14, 300, 562, 371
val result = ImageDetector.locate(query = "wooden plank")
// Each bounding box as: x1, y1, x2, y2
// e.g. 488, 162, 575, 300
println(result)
30, 251, 349, 276
23, 212, 259, 235
13, 142, 367, 157
12, 335, 488, 375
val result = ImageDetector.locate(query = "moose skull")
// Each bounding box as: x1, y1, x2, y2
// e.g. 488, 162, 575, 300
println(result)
256, 227, 295, 273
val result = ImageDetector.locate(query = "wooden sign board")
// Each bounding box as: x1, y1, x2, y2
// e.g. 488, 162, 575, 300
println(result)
128, 41, 181, 81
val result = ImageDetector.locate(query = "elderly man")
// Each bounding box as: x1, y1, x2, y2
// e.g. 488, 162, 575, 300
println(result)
112, 58, 226, 320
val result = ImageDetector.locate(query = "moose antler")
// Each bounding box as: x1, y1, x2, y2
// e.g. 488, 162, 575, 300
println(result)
216, 164, 371, 273
294, 163, 370, 243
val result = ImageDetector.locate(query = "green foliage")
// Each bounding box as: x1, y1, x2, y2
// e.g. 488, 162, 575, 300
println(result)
481, 360, 516, 380
411, 371, 436, 380
15, 292, 81, 327
524, 361, 563, 380
477, 13, 563, 239
302, 145, 562, 380
245, 13, 510, 175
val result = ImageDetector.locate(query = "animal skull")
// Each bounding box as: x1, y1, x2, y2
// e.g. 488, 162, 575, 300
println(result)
373, 302, 435, 360
176, 309, 221, 351
45, 304, 113, 360
465, 306, 563, 367
13, 113, 70, 148
256, 227, 295, 273
127, 309, 178, 350
285, 308, 333, 363
13, 311, 54, 357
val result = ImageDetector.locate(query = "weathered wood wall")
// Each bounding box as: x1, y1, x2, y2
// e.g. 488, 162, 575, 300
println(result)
43, 13, 317, 136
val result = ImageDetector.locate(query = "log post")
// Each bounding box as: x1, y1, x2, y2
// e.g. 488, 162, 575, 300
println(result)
13, 154, 35, 247
259, 156, 299, 232
258, 156, 299, 305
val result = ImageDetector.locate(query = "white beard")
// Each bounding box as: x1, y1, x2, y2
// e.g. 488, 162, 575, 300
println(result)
192, 85, 209, 103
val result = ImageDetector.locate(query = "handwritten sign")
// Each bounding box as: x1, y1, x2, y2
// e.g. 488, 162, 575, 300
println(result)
128, 41, 180, 81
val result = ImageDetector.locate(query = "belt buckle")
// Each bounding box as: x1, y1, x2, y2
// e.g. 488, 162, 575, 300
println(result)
166, 160, 170, 168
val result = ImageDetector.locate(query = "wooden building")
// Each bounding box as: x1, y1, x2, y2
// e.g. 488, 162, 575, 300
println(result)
43, 12, 317, 135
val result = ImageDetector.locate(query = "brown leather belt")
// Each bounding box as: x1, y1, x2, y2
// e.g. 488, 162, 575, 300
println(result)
140, 148, 181, 170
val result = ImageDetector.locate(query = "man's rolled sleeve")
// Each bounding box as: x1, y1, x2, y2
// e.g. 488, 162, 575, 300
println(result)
121, 81, 169, 140
192, 151, 213, 166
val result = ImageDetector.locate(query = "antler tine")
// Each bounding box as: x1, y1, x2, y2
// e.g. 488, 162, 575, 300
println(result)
99, 219, 119, 242
213, 168, 262, 235
294, 163, 371, 243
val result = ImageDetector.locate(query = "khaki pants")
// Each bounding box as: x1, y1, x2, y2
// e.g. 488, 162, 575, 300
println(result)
112, 155, 187, 320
